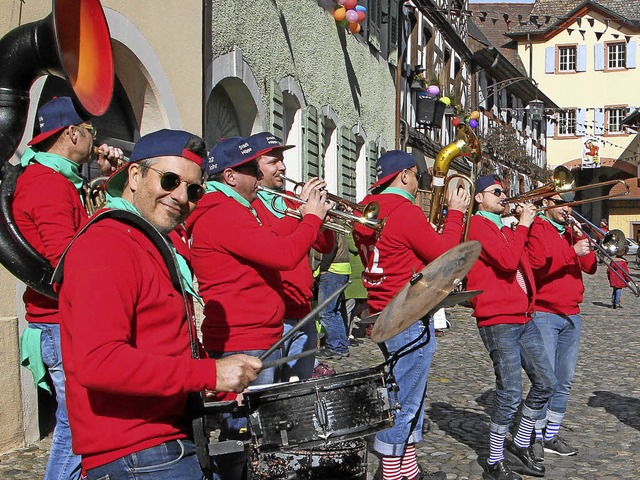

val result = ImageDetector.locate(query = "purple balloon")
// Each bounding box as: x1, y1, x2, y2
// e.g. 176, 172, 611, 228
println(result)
337, 0, 346, 4
469, 119, 479, 128
345, 9, 359, 23
355, 5, 367, 12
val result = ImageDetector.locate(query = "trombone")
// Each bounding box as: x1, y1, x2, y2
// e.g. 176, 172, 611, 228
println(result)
566, 211, 639, 297
501, 165, 630, 208
257, 185, 385, 235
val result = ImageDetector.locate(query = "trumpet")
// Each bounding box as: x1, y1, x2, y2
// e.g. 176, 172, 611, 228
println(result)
280, 175, 366, 214
501, 165, 630, 208
257, 185, 385, 235
566, 211, 639, 297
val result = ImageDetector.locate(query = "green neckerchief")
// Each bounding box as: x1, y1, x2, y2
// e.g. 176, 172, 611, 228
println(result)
476, 210, 504, 230
104, 195, 203, 305
257, 188, 286, 219
381, 186, 416, 203
205, 180, 261, 224
539, 212, 566, 236
20, 327, 51, 394
20, 147, 84, 190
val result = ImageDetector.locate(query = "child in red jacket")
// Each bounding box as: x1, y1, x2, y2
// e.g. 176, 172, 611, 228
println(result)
608, 251, 630, 309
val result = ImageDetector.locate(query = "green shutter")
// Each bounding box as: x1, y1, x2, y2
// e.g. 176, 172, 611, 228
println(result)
270, 80, 285, 141
367, 140, 379, 189
388, 0, 400, 66
303, 106, 321, 179
368, 0, 381, 52
338, 126, 357, 201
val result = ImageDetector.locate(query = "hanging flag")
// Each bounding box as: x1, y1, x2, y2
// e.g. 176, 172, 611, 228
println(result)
587, 18, 594, 27
581, 136, 602, 169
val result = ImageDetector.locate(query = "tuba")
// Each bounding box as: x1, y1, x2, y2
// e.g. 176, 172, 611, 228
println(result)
428, 124, 481, 239
0, 0, 114, 298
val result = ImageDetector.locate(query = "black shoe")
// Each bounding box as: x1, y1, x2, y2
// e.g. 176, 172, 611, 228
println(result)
531, 439, 544, 462
543, 435, 577, 456
315, 348, 341, 360
617, 304, 623, 309
612, 304, 617, 309
483, 460, 521, 480
401, 467, 447, 480
505, 443, 545, 477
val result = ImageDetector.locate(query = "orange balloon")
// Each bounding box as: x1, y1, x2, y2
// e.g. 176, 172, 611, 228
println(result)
470, 110, 480, 120
348, 22, 362, 34
334, 7, 346, 21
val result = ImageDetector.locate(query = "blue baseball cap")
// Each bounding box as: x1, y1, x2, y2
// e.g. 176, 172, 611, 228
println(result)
205, 137, 261, 176
247, 132, 294, 156
105, 129, 206, 197
28, 96, 90, 146
475, 175, 502, 193
370, 150, 417, 190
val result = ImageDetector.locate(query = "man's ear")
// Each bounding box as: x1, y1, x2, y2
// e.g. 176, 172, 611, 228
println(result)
474, 192, 484, 204
127, 164, 142, 192
222, 168, 237, 187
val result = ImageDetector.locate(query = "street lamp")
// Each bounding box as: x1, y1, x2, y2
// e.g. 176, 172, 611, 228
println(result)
478, 76, 542, 118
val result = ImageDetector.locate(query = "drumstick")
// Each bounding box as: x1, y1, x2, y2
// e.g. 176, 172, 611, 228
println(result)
258, 282, 350, 361
260, 348, 318, 371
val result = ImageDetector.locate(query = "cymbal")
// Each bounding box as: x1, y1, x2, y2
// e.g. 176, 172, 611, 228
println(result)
370, 241, 482, 343
432, 289, 482, 310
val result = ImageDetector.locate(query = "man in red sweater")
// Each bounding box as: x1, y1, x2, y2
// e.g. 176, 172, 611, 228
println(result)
247, 131, 334, 380
466, 175, 555, 480
353, 150, 468, 480
58, 129, 261, 479
13, 96, 123, 480
527, 194, 596, 459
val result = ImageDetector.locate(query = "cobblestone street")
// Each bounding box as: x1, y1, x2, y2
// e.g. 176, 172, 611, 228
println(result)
1, 261, 639, 479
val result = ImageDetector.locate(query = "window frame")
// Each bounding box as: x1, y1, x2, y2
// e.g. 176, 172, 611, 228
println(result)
605, 105, 629, 136
557, 44, 578, 73
556, 109, 577, 138
605, 41, 627, 71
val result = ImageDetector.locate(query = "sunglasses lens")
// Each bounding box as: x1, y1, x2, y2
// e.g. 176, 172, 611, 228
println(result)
187, 184, 205, 202
159, 172, 181, 192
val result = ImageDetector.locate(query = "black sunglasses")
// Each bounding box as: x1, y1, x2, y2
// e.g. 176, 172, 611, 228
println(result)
143, 166, 205, 202
484, 187, 505, 197
548, 197, 570, 206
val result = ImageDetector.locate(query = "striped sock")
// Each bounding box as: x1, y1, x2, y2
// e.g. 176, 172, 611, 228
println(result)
488, 431, 506, 465
544, 422, 561, 441
400, 444, 420, 480
382, 455, 403, 480
535, 428, 544, 441
514, 416, 536, 448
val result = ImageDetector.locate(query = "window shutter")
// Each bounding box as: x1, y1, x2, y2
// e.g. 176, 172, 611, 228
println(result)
594, 108, 605, 135
368, 0, 381, 51
594, 43, 605, 71
367, 141, 379, 189
577, 45, 587, 72
546, 117, 555, 137
545, 47, 555, 73
303, 106, 321, 179
338, 127, 357, 200
388, 0, 400, 66
270, 80, 285, 141
627, 41, 637, 69
576, 108, 586, 136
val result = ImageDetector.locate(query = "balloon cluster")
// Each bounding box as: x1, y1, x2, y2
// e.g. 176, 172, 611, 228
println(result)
333, 0, 367, 34
417, 80, 454, 113
452, 110, 480, 129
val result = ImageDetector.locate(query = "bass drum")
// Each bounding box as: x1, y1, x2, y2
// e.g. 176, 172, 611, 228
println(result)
244, 366, 393, 450
248, 439, 367, 480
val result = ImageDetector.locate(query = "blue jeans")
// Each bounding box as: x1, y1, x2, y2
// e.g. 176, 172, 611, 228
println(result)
374, 318, 436, 456
85, 438, 204, 480
479, 321, 556, 434
530, 312, 581, 430
612, 288, 622, 306
208, 348, 283, 480
317, 272, 350, 354
282, 318, 317, 381
30, 323, 82, 480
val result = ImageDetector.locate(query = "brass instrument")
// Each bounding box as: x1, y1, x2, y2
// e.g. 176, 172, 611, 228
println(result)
281, 175, 367, 216
501, 165, 630, 208
0, 0, 114, 299
429, 124, 480, 240
567, 211, 639, 297
82, 176, 108, 216
258, 185, 385, 235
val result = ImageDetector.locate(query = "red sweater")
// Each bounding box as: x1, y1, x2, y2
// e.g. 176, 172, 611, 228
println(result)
187, 192, 323, 352
527, 216, 597, 315
466, 215, 536, 327
12, 163, 88, 323
608, 258, 630, 288
58, 218, 217, 471
252, 196, 334, 319
352, 192, 464, 313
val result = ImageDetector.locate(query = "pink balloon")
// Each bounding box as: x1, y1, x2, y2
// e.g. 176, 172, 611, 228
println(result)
357, 11, 366, 22
337, 0, 346, 4
344, 0, 357, 9
345, 9, 359, 23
